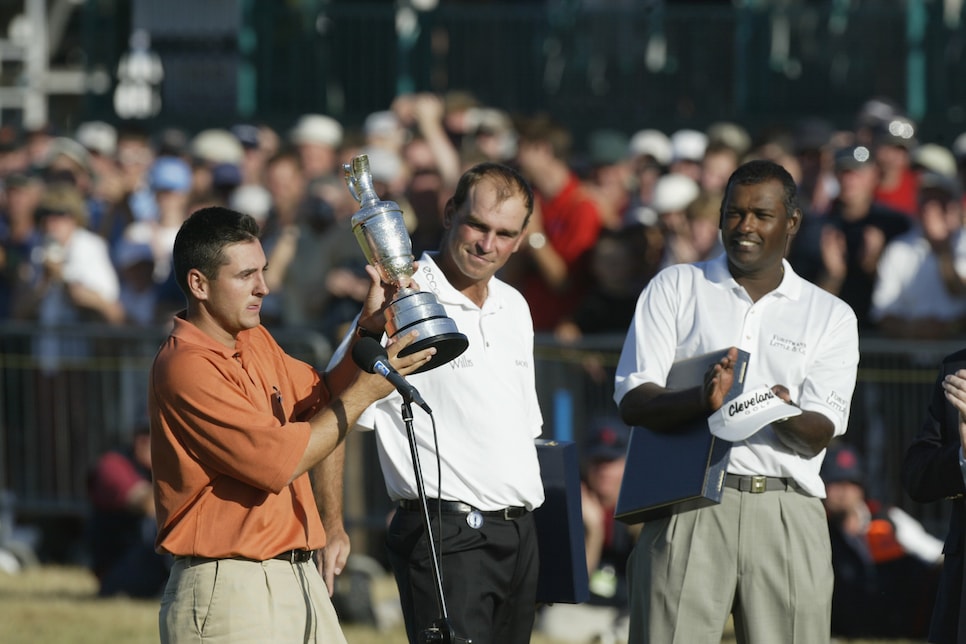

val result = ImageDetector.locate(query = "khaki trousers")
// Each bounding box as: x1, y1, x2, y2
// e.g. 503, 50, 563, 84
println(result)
627, 485, 833, 644
159, 556, 347, 644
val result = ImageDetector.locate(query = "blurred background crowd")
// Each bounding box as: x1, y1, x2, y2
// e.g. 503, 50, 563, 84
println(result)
1, 93, 964, 348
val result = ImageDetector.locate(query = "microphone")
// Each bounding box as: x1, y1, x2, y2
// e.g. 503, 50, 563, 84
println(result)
352, 337, 432, 413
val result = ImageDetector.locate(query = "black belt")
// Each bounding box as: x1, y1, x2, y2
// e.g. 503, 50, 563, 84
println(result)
724, 474, 798, 494
272, 549, 316, 563
398, 498, 528, 520
176, 549, 316, 565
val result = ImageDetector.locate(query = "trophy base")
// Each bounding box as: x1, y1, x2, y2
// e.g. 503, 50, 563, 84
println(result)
398, 332, 469, 374
386, 290, 469, 373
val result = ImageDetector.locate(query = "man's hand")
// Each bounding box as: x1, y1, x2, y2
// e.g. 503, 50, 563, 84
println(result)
819, 225, 847, 291
770, 384, 801, 409
357, 261, 424, 332
859, 225, 886, 276
703, 347, 738, 412
942, 369, 966, 452
922, 203, 952, 252
355, 331, 435, 400
316, 524, 350, 597
356, 264, 394, 334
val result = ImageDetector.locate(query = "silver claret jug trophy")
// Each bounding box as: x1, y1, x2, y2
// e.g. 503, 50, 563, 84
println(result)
344, 153, 468, 373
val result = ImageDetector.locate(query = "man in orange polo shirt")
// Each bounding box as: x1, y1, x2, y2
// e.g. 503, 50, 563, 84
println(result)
150, 206, 433, 643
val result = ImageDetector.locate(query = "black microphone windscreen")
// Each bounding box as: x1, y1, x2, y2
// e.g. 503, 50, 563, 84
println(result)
351, 336, 388, 374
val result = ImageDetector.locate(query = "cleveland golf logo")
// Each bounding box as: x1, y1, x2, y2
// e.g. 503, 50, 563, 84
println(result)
710, 386, 802, 442
727, 389, 778, 418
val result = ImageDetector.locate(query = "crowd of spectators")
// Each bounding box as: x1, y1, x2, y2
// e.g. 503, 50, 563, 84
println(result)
2, 93, 964, 354
1, 95, 962, 633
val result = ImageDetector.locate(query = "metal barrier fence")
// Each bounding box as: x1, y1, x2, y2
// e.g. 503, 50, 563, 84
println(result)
0, 322, 332, 516
0, 322, 958, 559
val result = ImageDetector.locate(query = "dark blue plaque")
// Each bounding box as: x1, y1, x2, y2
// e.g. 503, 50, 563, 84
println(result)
533, 439, 589, 604
615, 349, 750, 524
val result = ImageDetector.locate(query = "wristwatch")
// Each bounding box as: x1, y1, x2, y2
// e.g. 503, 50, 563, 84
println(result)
528, 232, 547, 250
354, 324, 383, 341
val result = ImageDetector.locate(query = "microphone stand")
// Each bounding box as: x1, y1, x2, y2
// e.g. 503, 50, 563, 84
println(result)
399, 399, 470, 644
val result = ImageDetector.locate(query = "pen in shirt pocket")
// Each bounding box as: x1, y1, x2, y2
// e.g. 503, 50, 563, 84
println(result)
271, 386, 287, 422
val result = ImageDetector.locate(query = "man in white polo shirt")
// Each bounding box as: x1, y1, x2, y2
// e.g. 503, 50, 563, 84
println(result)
614, 159, 859, 644
329, 162, 544, 644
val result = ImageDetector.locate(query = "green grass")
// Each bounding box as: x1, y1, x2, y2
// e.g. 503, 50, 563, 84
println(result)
0, 565, 568, 644
0, 565, 929, 643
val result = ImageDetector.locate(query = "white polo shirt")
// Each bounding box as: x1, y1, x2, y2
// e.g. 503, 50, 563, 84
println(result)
871, 227, 966, 323
330, 252, 545, 511
614, 254, 859, 498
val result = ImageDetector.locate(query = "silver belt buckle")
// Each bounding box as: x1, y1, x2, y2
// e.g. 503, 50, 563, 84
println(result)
466, 509, 484, 529
751, 475, 767, 494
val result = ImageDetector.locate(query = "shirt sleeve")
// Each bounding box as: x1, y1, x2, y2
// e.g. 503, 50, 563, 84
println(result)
869, 239, 909, 322
65, 233, 120, 301
614, 269, 681, 404
796, 301, 859, 436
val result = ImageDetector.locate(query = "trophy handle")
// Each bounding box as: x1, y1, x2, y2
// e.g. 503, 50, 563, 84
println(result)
343, 162, 361, 203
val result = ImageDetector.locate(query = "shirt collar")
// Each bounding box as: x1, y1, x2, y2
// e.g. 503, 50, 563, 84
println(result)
417, 251, 502, 310
169, 313, 245, 359
706, 253, 803, 301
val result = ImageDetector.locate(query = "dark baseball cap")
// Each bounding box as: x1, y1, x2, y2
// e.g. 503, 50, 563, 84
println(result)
584, 416, 631, 461
821, 442, 863, 485
918, 171, 962, 202
834, 145, 873, 171
231, 124, 260, 149
873, 116, 917, 149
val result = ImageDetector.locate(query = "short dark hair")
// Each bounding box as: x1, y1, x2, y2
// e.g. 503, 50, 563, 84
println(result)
515, 114, 573, 159
172, 206, 260, 296
447, 162, 535, 227
720, 159, 800, 219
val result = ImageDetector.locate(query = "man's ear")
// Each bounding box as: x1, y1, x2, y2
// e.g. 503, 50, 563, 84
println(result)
441, 198, 455, 230
787, 207, 803, 236
186, 268, 209, 301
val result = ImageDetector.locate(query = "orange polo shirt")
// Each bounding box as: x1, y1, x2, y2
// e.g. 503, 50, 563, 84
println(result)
149, 315, 328, 559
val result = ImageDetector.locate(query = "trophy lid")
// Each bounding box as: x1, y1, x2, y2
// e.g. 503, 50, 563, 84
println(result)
345, 154, 405, 226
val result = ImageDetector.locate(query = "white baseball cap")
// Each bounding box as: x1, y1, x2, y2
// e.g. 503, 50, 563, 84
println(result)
75, 121, 117, 157
191, 129, 244, 165
290, 114, 343, 148
629, 129, 672, 166
670, 129, 708, 163
912, 144, 957, 178
952, 131, 966, 161
708, 386, 803, 442
652, 173, 700, 213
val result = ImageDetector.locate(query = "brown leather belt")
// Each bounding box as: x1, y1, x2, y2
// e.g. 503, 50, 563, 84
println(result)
724, 474, 798, 494
398, 498, 528, 520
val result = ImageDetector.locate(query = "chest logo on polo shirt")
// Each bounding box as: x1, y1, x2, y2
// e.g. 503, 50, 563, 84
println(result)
421, 266, 442, 298
769, 334, 806, 355
448, 355, 474, 369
